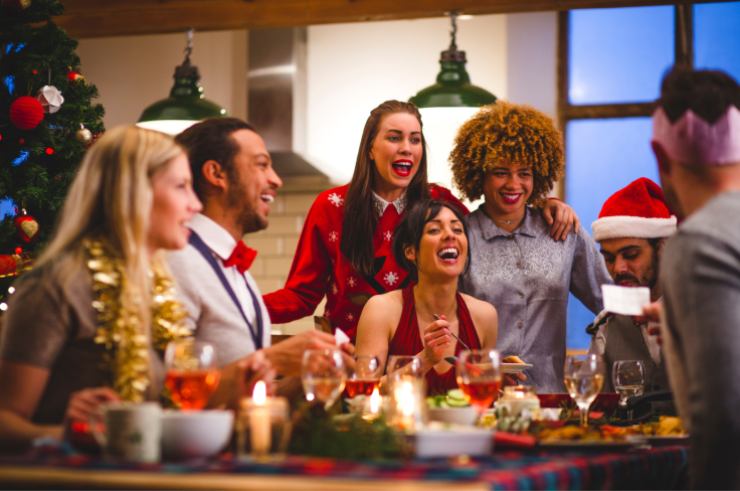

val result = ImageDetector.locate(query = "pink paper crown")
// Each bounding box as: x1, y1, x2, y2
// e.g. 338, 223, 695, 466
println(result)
652, 105, 740, 165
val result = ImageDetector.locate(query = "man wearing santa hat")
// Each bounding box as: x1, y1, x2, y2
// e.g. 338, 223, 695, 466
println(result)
650, 66, 740, 490
588, 177, 676, 394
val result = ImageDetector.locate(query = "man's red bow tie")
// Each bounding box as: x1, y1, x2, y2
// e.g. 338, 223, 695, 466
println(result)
223, 240, 257, 274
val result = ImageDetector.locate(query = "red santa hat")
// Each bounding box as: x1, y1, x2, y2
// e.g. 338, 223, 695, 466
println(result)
592, 177, 677, 241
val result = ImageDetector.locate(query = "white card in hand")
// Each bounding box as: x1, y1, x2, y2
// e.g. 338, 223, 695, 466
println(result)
335, 328, 350, 346
602, 284, 651, 316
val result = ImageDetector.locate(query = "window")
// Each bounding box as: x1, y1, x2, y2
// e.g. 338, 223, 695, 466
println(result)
560, 2, 740, 349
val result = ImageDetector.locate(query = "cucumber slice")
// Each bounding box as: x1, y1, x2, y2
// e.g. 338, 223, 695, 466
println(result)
445, 389, 469, 407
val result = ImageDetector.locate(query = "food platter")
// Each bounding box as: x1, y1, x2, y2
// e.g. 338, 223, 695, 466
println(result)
502, 362, 533, 373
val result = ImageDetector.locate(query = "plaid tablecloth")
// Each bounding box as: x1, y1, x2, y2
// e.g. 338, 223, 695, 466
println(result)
0, 442, 688, 490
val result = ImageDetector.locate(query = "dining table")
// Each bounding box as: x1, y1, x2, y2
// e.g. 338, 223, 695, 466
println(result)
0, 438, 688, 490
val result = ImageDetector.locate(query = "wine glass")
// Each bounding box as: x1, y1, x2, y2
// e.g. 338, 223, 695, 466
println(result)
564, 354, 605, 427
456, 349, 502, 416
612, 360, 645, 407
386, 355, 423, 381
164, 339, 220, 410
301, 348, 347, 409
346, 355, 382, 398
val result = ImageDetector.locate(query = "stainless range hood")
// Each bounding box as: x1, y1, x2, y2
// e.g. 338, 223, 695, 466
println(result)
248, 28, 326, 179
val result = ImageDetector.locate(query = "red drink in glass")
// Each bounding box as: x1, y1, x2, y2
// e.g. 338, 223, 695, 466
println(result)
345, 378, 380, 398
165, 369, 221, 410
458, 379, 501, 409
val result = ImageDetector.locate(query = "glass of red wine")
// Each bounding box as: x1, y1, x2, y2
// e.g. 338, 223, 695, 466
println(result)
456, 349, 502, 418
164, 339, 220, 410
345, 356, 382, 398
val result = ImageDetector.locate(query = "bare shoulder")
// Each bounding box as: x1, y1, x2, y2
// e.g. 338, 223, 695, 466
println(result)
363, 290, 404, 319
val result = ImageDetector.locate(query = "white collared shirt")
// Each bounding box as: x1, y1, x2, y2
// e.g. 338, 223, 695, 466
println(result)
188, 213, 261, 333
372, 191, 406, 216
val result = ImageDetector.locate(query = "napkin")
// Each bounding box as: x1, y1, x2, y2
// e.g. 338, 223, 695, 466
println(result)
335, 328, 350, 346
602, 284, 650, 316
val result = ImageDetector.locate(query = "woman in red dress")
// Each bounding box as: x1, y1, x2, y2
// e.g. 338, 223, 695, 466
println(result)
263, 100, 576, 341
355, 200, 498, 394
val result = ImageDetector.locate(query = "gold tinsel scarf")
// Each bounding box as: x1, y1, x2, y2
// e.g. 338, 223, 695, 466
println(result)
86, 239, 191, 402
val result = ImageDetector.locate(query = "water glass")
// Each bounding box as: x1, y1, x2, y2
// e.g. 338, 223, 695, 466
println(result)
612, 360, 645, 406
564, 354, 605, 427
301, 348, 346, 409
164, 339, 220, 410
456, 349, 502, 414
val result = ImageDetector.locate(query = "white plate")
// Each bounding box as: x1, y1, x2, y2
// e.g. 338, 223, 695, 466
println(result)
414, 424, 493, 457
502, 362, 533, 373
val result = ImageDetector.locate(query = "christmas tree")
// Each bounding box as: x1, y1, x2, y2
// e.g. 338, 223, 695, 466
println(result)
0, 0, 104, 293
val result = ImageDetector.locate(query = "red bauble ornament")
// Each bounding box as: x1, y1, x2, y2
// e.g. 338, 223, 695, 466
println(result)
9, 96, 44, 130
0, 255, 19, 277
67, 71, 84, 82
14, 213, 39, 244
45, 147, 54, 155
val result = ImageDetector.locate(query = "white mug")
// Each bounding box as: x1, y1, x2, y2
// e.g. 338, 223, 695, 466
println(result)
91, 402, 162, 463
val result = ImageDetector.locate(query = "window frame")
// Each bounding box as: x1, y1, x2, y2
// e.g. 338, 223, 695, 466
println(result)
556, 4, 693, 197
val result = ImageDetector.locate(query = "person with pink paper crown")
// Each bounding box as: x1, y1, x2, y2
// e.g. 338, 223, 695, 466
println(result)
649, 66, 740, 489
587, 178, 676, 394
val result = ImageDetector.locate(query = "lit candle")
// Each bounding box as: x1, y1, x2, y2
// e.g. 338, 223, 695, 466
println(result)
250, 381, 271, 456
362, 386, 383, 421
393, 379, 420, 431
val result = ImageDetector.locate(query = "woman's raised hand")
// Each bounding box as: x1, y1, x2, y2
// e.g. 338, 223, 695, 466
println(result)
542, 197, 581, 241
421, 315, 453, 366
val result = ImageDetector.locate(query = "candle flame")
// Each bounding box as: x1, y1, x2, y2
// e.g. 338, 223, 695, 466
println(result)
369, 386, 381, 414
253, 380, 267, 405
395, 380, 416, 417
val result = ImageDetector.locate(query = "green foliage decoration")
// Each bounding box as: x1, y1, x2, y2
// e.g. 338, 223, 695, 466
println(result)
0, 0, 105, 254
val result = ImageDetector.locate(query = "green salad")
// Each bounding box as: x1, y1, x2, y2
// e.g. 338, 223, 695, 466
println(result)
426, 389, 469, 408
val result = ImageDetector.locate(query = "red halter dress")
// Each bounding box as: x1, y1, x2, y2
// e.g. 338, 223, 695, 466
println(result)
388, 283, 482, 395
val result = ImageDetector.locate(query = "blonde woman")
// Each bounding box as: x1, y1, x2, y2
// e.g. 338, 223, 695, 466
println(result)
0, 126, 204, 449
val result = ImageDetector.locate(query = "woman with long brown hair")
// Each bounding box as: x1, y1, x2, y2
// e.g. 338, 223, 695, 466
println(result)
264, 100, 576, 341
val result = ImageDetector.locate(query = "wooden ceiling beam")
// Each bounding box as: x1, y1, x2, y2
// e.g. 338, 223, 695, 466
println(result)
58, 0, 680, 38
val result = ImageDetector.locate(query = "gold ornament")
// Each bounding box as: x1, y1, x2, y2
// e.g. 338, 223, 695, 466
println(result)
76, 124, 92, 143
86, 239, 191, 402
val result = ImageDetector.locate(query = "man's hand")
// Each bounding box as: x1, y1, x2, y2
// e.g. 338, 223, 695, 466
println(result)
239, 350, 276, 396
542, 197, 580, 241
642, 300, 664, 345
265, 330, 352, 377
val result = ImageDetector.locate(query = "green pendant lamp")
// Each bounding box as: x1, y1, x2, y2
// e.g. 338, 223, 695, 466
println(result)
410, 12, 497, 108
137, 29, 227, 135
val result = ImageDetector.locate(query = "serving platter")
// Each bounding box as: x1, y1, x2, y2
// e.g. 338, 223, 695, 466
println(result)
502, 362, 533, 374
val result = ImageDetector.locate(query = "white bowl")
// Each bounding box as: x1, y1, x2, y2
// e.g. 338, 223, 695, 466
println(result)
428, 406, 478, 426
161, 409, 234, 461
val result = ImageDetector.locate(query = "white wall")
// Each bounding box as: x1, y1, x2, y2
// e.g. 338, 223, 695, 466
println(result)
506, 11, 558, 119
305, 15, 508, 185
76, 30, 247, 130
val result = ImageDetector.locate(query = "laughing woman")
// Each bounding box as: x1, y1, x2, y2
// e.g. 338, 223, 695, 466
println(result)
264, 100, 578, 342
450, 102, 611, 392
355, 200, 497, 395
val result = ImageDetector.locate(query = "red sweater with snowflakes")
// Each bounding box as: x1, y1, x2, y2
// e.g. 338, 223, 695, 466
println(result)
263, 183, 466, 342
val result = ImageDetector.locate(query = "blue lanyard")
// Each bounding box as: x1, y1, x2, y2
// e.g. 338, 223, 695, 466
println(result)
188, 231, 264, 350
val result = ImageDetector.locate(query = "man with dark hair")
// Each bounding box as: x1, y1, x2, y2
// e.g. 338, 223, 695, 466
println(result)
588, 177, 675, 394
651, 67, 740, 489
169, 118, 346, 380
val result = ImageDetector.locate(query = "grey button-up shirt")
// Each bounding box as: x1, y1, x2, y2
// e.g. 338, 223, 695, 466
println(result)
460, 206, 611, 392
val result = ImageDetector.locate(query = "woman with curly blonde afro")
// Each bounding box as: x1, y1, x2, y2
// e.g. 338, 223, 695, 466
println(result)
451, 101, 611, 392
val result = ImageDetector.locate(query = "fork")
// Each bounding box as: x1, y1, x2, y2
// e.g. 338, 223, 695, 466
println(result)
432, 314, 472, 352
